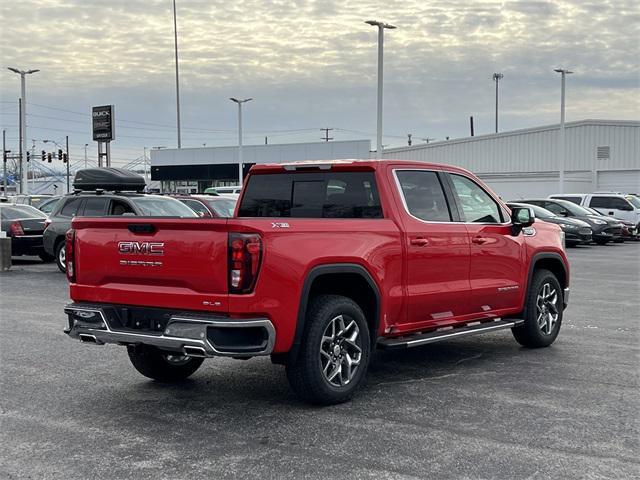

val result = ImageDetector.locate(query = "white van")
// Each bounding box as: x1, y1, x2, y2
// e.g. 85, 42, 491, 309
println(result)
549, 193, 640, 227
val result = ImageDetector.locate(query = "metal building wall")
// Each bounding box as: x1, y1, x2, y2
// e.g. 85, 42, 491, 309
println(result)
382, 120, 639, 198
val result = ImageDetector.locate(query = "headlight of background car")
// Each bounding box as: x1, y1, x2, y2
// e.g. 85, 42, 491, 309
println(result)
560, 230, 565, 249
592, 219, 607, 225
560, 223, 578, 229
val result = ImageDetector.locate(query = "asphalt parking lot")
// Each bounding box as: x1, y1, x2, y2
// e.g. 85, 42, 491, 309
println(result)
1, 243, 639, 480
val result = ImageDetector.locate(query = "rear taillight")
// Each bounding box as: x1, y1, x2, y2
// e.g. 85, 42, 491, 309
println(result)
65, 229, 76, 282
228, 233, 262, 294
9, 221, 24, 236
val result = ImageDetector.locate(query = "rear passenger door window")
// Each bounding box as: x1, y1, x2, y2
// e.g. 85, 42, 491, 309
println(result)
449, 174, 503, 223
81, 197, 109, 216
59, 198, 84, 218
395, 170, 452, 222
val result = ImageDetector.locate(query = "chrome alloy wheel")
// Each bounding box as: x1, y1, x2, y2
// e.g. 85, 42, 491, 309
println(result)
536, 282, 559, 335
163, 353, 192, 365
319, 315, 362, 387
58, 246, 66, 267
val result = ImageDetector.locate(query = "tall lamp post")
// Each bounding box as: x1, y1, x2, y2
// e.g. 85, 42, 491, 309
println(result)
554, 68, 573, 194
8, 67, 39, 194
172, 0, 182, 148
492, 73, 504, 133
365, 20, 396, 160
229, 98, 252, 187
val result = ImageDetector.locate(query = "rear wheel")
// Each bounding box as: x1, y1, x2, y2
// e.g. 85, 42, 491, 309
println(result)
127, 345, 204, 382
286, 295, 370, 405
512, 269, 563, 348
55, 240, 66, 272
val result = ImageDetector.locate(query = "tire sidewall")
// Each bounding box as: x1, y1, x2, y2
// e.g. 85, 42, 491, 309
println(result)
55, 241, 66, 273
524, 270, 563, 346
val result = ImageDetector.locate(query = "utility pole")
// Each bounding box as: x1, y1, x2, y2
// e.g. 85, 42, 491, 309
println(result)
18, 99, 23, 194
321, 128, 334, 142
492, 73, 503, 133
230, 97, 252, 188
8, 67, 39, 195
365, 20, 396, 160
554, 68, 573, 194
84, 144, 88, 168
65, 136, 70, 193
407, 134, 412, 146
470, 116, 475, 136
172, 0, 182, 148
2, 130, 7, 197
264, 136, 268, 145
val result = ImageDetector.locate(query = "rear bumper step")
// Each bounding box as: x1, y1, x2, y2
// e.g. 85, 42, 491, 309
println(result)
64, 303, 275, 358
377, 318, 524, 350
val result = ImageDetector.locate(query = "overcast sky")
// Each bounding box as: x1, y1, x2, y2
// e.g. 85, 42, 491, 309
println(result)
1, 0, 638, 167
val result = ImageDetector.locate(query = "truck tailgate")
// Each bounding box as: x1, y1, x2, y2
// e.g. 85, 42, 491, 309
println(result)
70, 217, 230, 312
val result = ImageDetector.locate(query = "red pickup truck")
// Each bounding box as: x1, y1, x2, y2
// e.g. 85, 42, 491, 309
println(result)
64, 160, 569, 404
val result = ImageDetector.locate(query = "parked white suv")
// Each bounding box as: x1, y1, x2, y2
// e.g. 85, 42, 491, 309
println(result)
549, 193, 640, 227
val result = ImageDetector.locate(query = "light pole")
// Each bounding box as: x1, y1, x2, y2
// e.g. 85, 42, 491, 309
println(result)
84, 144, 88, 168
554, 68, 573, 194
230, 98, 252, 187
492, 73, 503, 133
365, 20, 396, 160
172, 0, 182, 148
8, 67, 39, 194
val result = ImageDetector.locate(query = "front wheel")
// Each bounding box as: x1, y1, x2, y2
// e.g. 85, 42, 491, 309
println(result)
512, 269, 563, 348
127, 345, 204, 382
286, 295, 371, 405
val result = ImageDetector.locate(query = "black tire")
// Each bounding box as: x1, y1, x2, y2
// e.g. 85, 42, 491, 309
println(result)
127, 345, 204, 382
39, 252, 55, 263
512, 269, 563, 348
286, 295, 371, 405
55, 240, 66, 273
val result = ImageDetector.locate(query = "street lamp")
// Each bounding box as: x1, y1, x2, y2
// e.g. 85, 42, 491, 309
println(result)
365, 20, 396, 160
84, 144, 89, 168
172, 0, 182, 148
7, 67, 39, 194
230, 97, 252, 187
554, 68, 573, 194
492, 73, 504, 133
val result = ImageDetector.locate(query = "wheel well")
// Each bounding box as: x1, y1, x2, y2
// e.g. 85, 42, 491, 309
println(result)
308, 272, 379, 340
533, 258, 567, 289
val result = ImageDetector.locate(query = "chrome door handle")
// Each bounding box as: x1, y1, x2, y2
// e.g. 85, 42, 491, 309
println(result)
410, 238, 429, 246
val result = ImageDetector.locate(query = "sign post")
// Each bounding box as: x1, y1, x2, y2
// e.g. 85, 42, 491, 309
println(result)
92, 105, 115, 167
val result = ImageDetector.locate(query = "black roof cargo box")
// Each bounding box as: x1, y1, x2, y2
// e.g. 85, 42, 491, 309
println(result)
73, 168, 146, 192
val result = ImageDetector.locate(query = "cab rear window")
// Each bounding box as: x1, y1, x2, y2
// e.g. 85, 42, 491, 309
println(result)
238, 172, 383, 218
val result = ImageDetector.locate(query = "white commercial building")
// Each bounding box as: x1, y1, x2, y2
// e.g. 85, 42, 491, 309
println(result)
150, 140, 371, 193
382, 119, 640, 199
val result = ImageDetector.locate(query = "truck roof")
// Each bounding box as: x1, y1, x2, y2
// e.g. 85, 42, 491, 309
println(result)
250, 159, 474, 176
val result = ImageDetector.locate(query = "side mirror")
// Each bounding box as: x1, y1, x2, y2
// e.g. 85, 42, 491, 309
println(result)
510, 206, 535, 235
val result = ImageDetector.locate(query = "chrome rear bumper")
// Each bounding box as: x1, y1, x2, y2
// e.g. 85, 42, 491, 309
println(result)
64, 303, 275, 358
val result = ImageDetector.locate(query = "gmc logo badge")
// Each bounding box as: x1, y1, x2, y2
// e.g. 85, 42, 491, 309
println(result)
118, 241, 164, 256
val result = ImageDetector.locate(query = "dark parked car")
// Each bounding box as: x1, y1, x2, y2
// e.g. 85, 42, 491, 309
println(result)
173, 194, 237, 218
0, 204, 52, 262
581, 206, 638, 241
508, 202, 592, 246
44, 192, 197, 273
521, 198, 623, 245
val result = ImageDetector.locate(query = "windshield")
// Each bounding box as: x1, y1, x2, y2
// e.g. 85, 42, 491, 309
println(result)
557, 200, 595, 216
626, 196, 640, 208
205, 198, 237, 217
1, 204, 47, 220
132, 197, 198, 217
583, 206, 602, 216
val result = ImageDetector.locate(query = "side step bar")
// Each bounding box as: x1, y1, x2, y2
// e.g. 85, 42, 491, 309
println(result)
377, 319, 524, 350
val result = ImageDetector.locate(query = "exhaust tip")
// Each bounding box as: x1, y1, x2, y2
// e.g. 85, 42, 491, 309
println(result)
183, 346, 207, 357
79, 334, 99, 344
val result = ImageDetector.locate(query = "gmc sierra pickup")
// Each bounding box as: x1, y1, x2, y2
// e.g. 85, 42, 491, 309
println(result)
64, 160, 570, 404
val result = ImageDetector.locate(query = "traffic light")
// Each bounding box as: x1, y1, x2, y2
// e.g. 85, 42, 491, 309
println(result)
26, 151, 30, 162
58, 149, 63, 161
41, 150, 46, 161
63, 153, 68, 163
47, 153, 52, 163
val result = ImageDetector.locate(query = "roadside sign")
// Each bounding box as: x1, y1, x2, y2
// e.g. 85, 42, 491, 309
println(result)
92, 105, 115, 142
